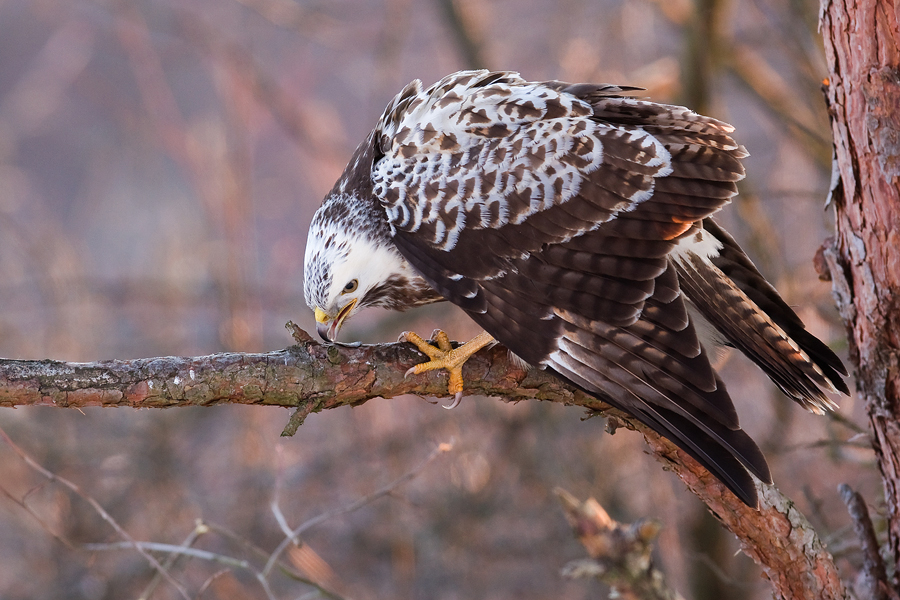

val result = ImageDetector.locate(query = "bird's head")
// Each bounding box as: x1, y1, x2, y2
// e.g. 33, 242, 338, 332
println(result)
303, 194, 414, 342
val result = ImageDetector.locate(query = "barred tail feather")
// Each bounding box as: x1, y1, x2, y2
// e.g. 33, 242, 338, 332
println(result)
675, 221, 846, 413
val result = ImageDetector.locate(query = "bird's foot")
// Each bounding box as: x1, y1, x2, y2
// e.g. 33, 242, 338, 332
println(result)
399, 329, 495, 409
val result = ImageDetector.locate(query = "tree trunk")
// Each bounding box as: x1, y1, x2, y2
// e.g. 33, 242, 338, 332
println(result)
820, 0, 900, 585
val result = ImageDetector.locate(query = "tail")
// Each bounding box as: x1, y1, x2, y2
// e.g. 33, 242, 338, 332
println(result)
675, 218, 848, 413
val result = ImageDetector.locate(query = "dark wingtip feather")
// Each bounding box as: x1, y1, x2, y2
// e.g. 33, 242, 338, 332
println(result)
648, 404, 768, 507
547, 365, 767, 509
699, 218, 849, 405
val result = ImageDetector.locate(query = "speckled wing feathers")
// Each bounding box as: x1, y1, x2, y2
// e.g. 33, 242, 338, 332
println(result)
373, 72, 672, 260
371, 71, 770, 505
357, 70, 844, 507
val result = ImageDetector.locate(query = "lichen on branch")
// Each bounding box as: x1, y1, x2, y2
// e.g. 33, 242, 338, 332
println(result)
0, 329, 847, 599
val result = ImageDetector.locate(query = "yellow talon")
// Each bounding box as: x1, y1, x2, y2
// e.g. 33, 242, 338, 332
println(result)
399, 329, 495, 409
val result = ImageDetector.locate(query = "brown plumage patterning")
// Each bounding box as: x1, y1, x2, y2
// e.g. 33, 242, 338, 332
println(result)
303, 70, 848, 508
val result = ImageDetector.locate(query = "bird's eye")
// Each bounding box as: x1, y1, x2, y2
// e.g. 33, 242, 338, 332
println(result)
342, 279, 359, 294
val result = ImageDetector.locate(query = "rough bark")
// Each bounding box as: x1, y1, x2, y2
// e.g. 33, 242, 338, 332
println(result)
0, 335, 846, 599
820, 0, 900, 584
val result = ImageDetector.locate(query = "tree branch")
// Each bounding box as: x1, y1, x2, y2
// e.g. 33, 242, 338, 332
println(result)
556, 488, 684, 600
0, 331, 847, 599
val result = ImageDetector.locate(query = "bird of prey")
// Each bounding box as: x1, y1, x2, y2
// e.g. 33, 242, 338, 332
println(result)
303, 70, 847, 507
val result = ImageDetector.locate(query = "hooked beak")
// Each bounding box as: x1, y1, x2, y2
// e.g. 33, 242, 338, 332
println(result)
314, 299, 357, 342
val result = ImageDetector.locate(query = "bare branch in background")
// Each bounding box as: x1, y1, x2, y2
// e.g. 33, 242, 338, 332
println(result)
175, 11, 349, 164
435, 0, 487, 69
839, 484, 890, 600
264, 441, 452, 595
0, 427, 192, 600
556, 488, 685, 600
723, 44, 832, 167
679, 0, 725, 115
653, 0, 832, 168
137, 522, 208, 600
83, 540, 279, 600
1, 418, 449, 600
232, 0, 338, 33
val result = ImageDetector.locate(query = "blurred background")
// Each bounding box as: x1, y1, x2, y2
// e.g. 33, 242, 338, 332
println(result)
0, 0, 876, 598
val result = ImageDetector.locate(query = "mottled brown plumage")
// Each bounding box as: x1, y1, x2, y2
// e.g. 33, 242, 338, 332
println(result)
304, 70, 847, 507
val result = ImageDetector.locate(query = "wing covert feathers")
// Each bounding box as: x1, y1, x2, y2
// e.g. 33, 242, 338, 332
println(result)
361, 70, 846, 507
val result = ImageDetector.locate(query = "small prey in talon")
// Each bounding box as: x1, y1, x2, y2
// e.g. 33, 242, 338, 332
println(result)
400, 330, 496, 409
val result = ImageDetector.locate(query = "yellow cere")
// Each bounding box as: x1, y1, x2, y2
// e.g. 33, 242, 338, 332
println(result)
314, 307, 329, 324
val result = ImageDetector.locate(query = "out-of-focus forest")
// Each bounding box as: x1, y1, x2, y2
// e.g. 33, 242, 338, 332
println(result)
0, 0, 874, 598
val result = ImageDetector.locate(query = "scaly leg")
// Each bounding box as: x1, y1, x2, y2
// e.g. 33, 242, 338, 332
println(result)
399, 330, 496, 409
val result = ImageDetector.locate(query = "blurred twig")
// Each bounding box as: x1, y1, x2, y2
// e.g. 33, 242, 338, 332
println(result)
723, 44, 832, 167
0, 483, 76, 551
679, 0, 725, 114
115, 3, 264, 350
175, 10, 348, 163
231, 0, 339, 33
202, 520, 333, 587
435, 0, 486, 69
685, 551, 763, 590
263, 440, 453, 578
138, 521, 209, 600
655, 0, 832, 168
838, 484, 892, 600
0, 426, 192, 600
556, 488, 684, 600
79, 441, 453, 600
82, 541, 278, 600
0, 424, 445, 600
196, 569, 231, 599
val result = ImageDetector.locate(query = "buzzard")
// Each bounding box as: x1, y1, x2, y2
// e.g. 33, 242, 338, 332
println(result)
303, 70, 847, 507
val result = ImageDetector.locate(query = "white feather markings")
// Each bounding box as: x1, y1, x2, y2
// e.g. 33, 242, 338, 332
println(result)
304, 205, 417, 313
686, 301, 729, 362
670, 227, 724, 266
375, 72, 638, 250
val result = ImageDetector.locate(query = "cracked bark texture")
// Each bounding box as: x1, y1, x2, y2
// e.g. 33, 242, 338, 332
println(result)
0, 338, 847, 599
820, 0, 900, 584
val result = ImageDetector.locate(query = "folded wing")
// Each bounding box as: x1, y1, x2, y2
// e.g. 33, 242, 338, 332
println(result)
374, 70, 843, 507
